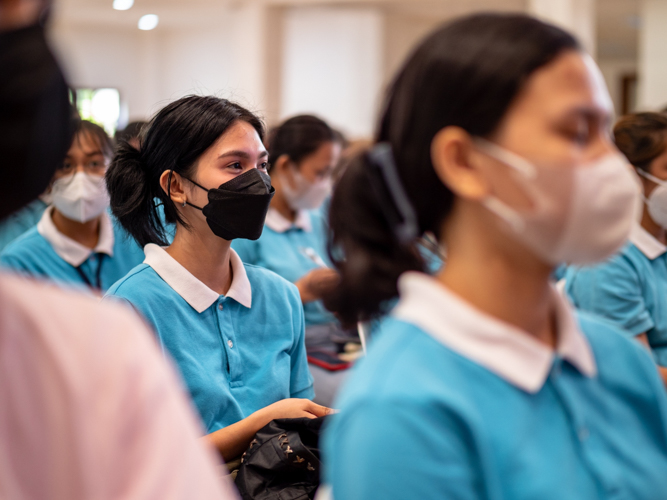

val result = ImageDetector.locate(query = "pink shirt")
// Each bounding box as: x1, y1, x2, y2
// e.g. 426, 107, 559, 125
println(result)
0, 273, 238, 499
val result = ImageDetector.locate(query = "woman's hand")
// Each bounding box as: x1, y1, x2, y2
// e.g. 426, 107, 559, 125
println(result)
206, 399, 333, 462
295, 268, 340, 303
258, 398, 332, 421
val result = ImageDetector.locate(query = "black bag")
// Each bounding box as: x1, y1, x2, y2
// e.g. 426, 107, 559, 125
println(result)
234, 416, 327, 500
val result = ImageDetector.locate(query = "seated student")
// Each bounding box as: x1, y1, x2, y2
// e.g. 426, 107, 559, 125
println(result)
232, 115, 348, 406
0, 119, 144, 292
565, 112, 667, 385
234, 115, 340, 326
322, 14, 667, 500
104, 95, 329, 462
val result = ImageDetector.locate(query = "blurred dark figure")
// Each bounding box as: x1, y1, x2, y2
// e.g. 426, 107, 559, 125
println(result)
0, 0, 73, 219
115, 120, 146, 149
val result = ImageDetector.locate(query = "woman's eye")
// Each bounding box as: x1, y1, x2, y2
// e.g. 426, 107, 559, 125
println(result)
573, 131, 590, 145
259, 162, 268, 170
565, 121, 590, 145
228, 162, 243, 170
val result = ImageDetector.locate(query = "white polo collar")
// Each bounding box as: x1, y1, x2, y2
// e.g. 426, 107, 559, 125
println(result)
629, 223, 667, 260
37, 206, 115, 267
392, 272, 597, 393
265, 208, 312, 233
143, 243, 252, 313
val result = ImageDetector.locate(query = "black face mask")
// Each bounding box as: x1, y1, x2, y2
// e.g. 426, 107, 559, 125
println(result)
184, 168, 275, 241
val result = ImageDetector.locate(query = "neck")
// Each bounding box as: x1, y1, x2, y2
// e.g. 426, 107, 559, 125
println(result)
437, 201, 557, 348
641, 206, 666, 244
51, 209, 101, 249
270, 176, 297, 222
166, 223, 233, 295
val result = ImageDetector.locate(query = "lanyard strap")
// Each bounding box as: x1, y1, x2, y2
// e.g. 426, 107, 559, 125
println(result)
75, 253, 106, 290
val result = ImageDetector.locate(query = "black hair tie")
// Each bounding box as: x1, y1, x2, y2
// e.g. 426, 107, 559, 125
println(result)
366, 143, 418, 245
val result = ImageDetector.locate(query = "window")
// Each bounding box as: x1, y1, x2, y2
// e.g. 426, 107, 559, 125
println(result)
71, 88, 121, 136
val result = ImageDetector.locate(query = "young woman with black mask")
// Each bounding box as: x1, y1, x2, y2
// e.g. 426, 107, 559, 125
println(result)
105, 95, 330, 462
321, 14, 667, 499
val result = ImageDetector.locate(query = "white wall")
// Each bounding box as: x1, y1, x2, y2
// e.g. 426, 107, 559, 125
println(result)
597, 57, 638, 117
280, 6, 384, 139
528, 0, 596, 56
638, 0, 667, 111
49, 6, 266, 124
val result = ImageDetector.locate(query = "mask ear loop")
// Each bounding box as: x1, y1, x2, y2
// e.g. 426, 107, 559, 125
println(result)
167, 169, 204, 210
637, 168, 667, 187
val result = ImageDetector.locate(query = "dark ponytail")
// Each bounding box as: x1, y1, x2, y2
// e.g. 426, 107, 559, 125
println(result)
324, 13, 580, 324
106, 95, 264, 247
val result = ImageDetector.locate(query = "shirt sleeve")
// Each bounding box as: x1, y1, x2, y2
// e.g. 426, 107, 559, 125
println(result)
325, 398, 485, 500
565, 256, 653, 337
0, 249, 34, 275
0, 211, 35, 252
287, 283, 315, 399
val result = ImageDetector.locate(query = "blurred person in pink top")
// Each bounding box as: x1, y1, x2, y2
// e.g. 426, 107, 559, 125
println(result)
0, 1, 238, 498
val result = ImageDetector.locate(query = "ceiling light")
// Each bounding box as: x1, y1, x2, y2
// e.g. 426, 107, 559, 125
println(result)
113, 0, 134, 10
138, 14, 159, 31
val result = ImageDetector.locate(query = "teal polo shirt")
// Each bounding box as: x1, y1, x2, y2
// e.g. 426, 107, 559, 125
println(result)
324, 272, 667, 500
0, 206, 144, 292
565, 224, 667, 366
0, 198, 47, 252
105, 244, 314, 434
232, 208, 335, 326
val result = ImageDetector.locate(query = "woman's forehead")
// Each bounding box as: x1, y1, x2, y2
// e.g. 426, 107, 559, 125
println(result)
514, 51, 613, 120
69, 130, 106, 156
212, 121, 266, 155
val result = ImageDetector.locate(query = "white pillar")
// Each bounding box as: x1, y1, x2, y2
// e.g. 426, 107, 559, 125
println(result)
280, 6, 384, 138
138, 30, 160, 119
528, 0, 596, 57
637, 0, 667, 110
228, 1, 269, 114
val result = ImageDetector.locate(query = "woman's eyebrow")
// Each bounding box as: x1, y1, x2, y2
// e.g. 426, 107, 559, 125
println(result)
218, 150, 268, 159
560, 105, 610, 122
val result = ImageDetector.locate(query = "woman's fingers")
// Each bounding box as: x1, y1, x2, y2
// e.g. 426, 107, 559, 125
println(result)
303, 401, 333, 417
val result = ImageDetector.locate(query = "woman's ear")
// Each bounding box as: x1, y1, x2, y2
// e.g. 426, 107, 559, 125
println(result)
430, 126, 491, 201
272, 154, 292, 176
159, 170, 187, 206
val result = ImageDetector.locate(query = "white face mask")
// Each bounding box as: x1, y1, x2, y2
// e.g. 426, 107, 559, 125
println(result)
637, 170, 667, 228
282, 167, 332, 211
51, 172, 110, 223
475, 139, 641, 265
